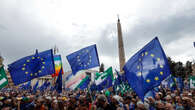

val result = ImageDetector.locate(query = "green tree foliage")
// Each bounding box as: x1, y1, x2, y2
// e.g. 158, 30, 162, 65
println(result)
185, 61, 192, 77
167, 57, 193, 79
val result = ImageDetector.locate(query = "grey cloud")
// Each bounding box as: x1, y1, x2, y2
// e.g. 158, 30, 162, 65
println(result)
96, 8, 195, 62
1, 0, 195, 72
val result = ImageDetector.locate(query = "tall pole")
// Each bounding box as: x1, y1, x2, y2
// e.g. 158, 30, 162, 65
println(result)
117, 16, 126, 73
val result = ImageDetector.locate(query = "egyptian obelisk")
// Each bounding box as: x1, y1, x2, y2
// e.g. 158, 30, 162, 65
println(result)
117, 17, 126, 73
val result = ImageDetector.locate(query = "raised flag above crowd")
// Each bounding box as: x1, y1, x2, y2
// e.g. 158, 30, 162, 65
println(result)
52, 55, 64, 77
190, 76, 195, 89
123, 37, 171, 101
95, 67, 114, 91
75, 75, 90, 90
65, 70, 88, 90
8, 49, 55, 85
0, 66, 8, 89
32, 80, 39, 93
19, 81, 31, 90
55, 68, 62, 93
66, 44, 100, 75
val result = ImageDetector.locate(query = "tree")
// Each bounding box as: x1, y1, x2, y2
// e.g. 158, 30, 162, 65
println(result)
167, 57, 176, 76
185, 61, 192, 77
99, 63, 105, 72
167, 57, 193, 79
174, 61, 185, 78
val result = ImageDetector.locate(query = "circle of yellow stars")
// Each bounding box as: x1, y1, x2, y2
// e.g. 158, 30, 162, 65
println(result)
21, 56, 46, 77
136, 51, 164, 83
77, 49, 92, 67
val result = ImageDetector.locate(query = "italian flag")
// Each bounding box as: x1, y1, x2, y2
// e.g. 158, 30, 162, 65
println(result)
0, 66, 8, 89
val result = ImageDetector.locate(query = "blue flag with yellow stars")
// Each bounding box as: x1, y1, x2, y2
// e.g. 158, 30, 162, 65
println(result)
8, 49, 55, 85
123, 37, 170, 101
66, 44, 100, 75
33, 80, 39, 93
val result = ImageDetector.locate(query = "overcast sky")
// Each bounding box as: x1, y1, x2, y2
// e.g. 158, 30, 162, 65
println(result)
0, 0, 195, 72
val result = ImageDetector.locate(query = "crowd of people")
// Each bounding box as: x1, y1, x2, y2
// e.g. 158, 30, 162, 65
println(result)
0, 85, 195, 110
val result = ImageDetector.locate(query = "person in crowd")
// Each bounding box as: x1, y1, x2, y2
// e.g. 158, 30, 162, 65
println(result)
0, 82, 195, 110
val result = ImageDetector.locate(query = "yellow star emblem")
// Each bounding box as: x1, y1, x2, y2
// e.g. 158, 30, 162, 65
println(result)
137, 72, 142, 76
155, 77, 159, 81
42, 66, 45, 69
23, 64, 26, 66
32, 57, 35, 59
146, 79, 150, 83
150, 54, 154, 57
145, 52, 148, 55
38, 70, 41, 73
26, 60, 30, 62
42, 62, 45, 64
160, 65, 164, 68
22, 67, 25, 71
25, 72, 28, 74
30, 73, 33, 76
160, 71, 163, 75
157, 58, 160, 61
137, 66, 140, 69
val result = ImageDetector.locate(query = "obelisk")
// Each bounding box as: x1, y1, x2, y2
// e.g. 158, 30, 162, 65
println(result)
117, 17, 126, 73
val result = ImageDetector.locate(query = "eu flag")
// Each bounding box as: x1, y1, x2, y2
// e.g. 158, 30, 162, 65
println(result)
167, 75, 176, 91
39, 81, 50, 91
8, 49, 55, 85
19, 81, 31, 90
194, 42, 195, 48
66, 44, 100, 75
123, 37, 170, 101
33, 80, 39, 93
174, 77, 184, 91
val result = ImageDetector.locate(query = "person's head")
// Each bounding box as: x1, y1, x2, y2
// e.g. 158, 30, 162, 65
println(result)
182, 91, 188, 97
51, 99, 59, 109
137, 101, 146, 110
70, 95, 76, 104
166, 90, 171, 96
174, 90, 179, 96
165, 103, 174, 110
96, 94, 107, 108
35, 97, 43, 107
125, 96, 132, 104
79, 95, 87, 107
165, 95, 172, 103
175, 96, 182, 103
155, 101, 164, 110
155, 93, 161, 100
